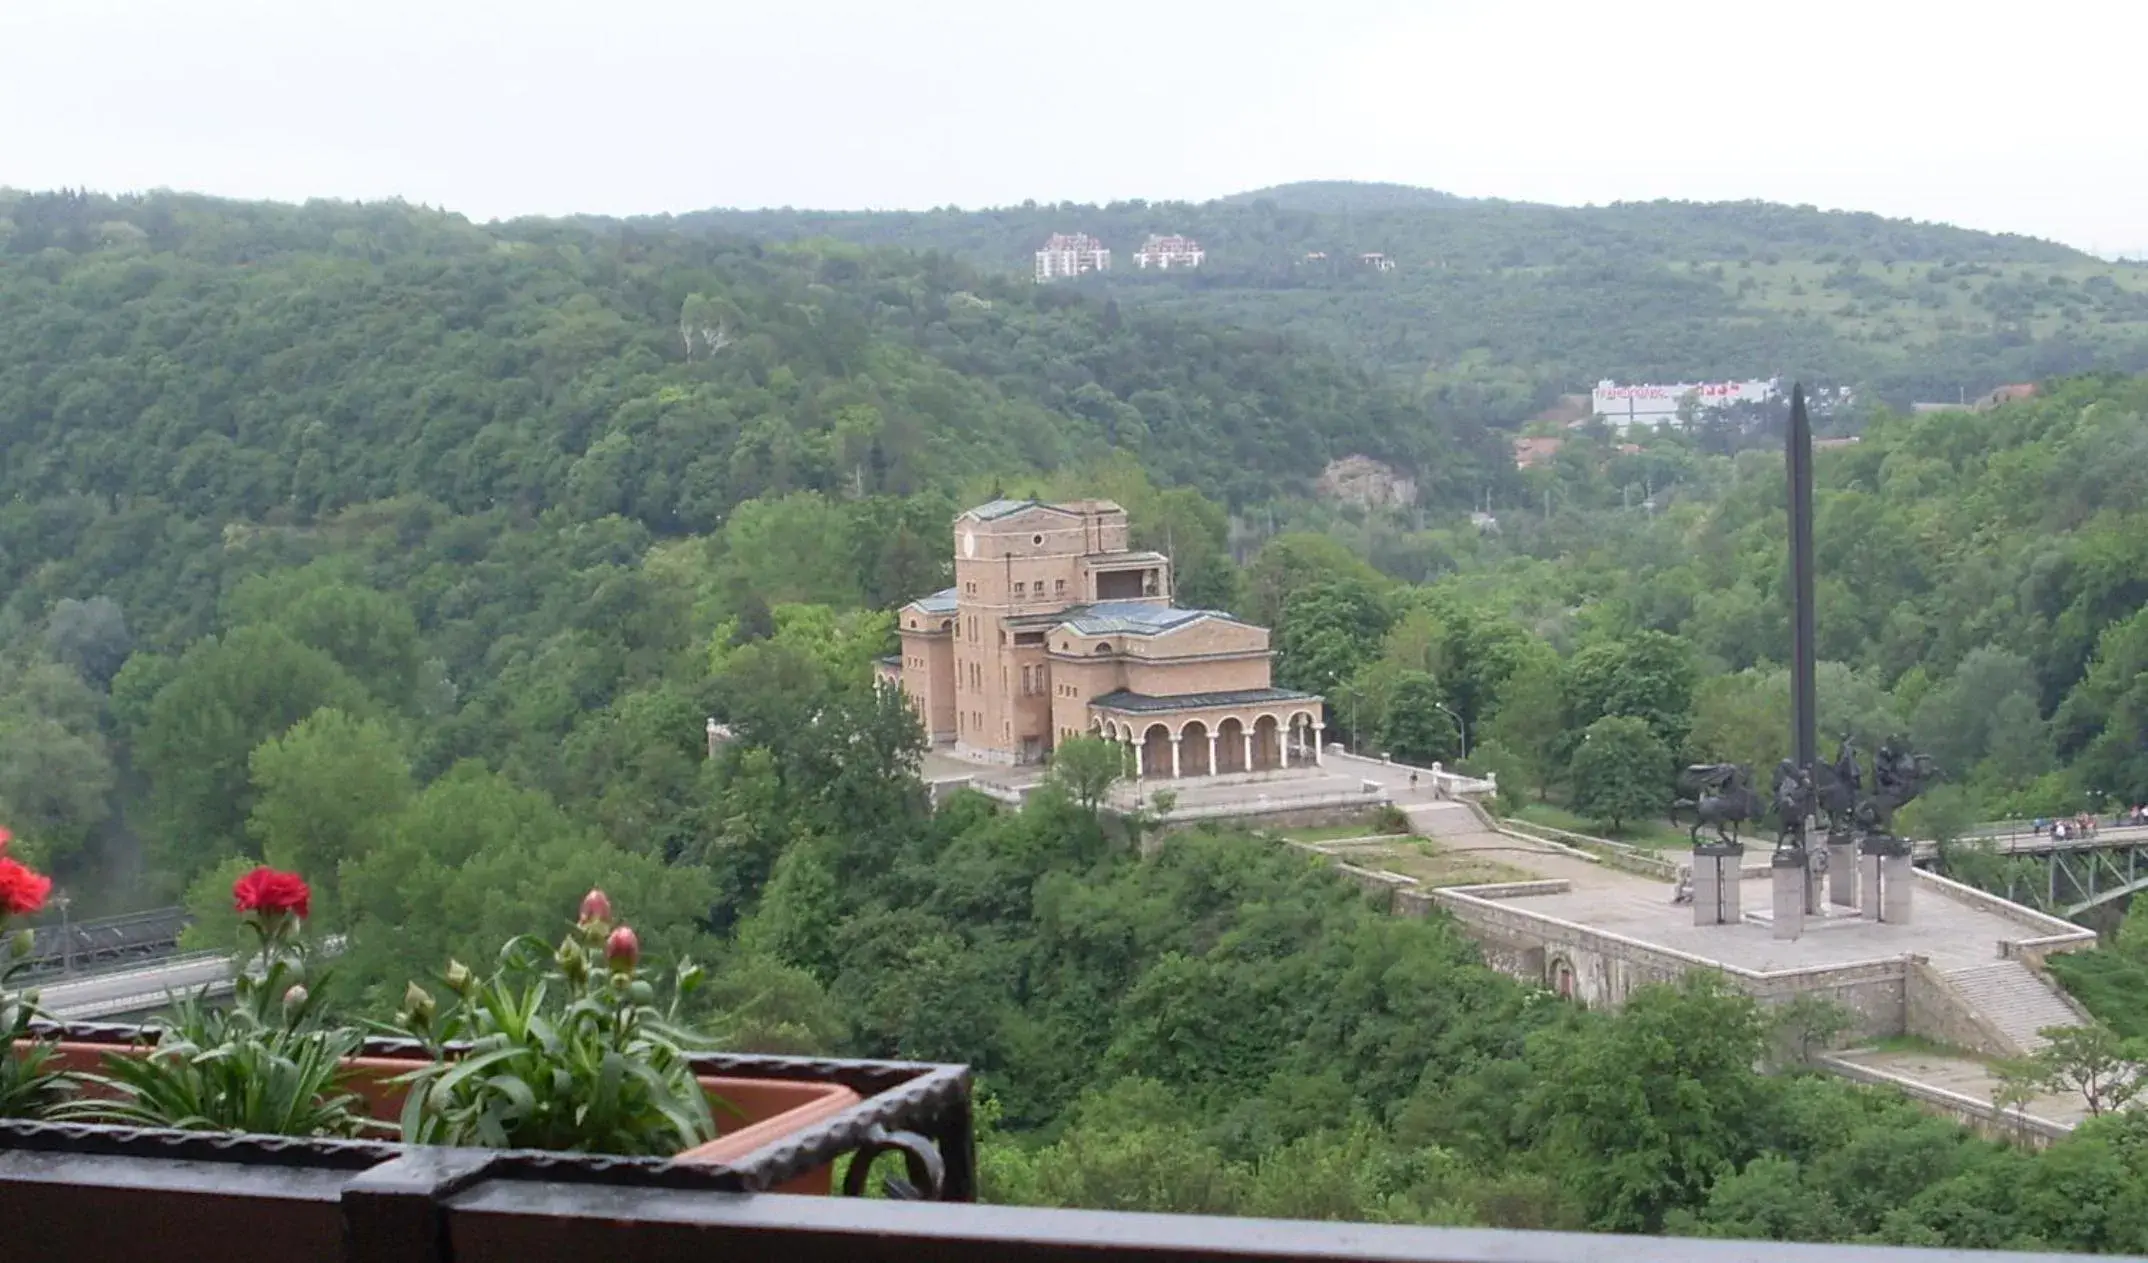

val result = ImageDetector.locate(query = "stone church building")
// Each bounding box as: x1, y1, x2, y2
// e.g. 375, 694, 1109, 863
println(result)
877, 498, 1324, 777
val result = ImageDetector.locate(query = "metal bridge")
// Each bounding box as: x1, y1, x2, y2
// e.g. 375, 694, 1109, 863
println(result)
1913, 825, 2148, 917
16, 906, 189, 976
32, 951, 237, 1021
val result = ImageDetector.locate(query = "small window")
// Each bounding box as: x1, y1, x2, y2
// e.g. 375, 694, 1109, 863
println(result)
1032, 533, 1044, 545
1014, 582, 1026, 598
1055, 579, 1066, 596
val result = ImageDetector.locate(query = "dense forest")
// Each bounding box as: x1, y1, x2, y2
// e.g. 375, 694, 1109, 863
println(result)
4, 190, 2148, 1249
688, 182, 2148, 419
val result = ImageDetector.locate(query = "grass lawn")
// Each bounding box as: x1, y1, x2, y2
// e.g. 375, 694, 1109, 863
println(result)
1338, 841, 1533, 889
1270, 820, 1407, 844
1507, 802, 1695, 850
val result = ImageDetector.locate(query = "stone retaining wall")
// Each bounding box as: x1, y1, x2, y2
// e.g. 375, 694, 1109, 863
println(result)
1419, 888, 1911, 1041
1821, 1055, 2072, 1148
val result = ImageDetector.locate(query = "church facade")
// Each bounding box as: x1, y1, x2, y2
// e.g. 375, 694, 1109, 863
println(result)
877, 498, 1325, 777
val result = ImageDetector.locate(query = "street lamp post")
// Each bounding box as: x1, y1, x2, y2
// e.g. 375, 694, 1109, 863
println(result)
55, 892, 73, 976
1337, 683, 1363, 752
1432, 703, 1468, 762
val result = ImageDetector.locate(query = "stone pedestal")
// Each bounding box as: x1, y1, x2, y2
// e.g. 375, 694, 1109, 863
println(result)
1691, 844, 1744, 926
1827, 838, 1857, 906
1882, 852, 1914, 924
1804, 846, 1825, 914
1857, 850, 1884, 922
1771, 850, 1807, 940
1859, 835, 1914, 924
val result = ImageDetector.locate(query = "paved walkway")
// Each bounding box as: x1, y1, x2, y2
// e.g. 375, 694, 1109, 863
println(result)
1834, 1047, 2091, 1127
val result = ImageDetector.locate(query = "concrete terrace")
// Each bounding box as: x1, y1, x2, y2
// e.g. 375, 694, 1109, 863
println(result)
1406, 799, 2089, 973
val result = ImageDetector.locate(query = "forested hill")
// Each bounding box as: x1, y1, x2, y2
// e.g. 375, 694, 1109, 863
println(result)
684, 183, 2148, 418
0, 187, 1492, 528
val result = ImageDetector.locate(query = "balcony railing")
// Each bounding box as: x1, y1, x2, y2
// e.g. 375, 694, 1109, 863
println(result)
0, 1125, 2108, 1263
1, 1026, 2120, 1263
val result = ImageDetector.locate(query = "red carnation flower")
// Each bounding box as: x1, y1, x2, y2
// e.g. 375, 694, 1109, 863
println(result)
0, 857, 53, 919
233, 866, 311, 920
606, 925, 640, 971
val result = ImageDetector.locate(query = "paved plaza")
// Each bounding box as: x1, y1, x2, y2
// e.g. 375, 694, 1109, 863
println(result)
1405, 800, 2065, 973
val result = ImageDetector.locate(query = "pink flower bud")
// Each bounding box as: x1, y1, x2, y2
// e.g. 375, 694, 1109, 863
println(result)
578, 888, 612, 925
606, 925, 640, 971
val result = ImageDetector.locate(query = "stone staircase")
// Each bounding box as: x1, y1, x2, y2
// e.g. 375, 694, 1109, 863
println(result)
1941, 960, 2085, 1053
1404, 801, 1481, 839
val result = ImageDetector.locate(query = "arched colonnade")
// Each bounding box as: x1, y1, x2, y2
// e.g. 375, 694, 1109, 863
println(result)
1092, 709, 1323, 779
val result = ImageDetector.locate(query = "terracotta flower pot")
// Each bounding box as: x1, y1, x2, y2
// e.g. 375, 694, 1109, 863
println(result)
27, 1039, 862, 1193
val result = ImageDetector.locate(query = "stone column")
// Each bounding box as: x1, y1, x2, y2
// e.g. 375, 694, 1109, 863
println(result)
1771, 849, 1806, 940
1312, 722, 1325, 765
1132, 740, 1144, 779
1242, 731, 1255, 774
1804, 844, 1825, 915
1208, 733, 1219, 778
1169, 734, 1181, 779
1827, 836, 1858, 906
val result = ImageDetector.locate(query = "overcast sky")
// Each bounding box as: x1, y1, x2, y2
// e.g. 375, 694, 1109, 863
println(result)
5, 0, 2145, 254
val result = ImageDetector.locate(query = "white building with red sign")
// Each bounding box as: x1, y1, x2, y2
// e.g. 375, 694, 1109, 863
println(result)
1590, 378, 1778, 431
1132, 234, 1204, 270
1035, 233, 1112, 282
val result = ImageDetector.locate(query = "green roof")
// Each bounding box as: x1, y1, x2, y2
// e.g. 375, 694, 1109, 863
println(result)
967, 498, 1045, 520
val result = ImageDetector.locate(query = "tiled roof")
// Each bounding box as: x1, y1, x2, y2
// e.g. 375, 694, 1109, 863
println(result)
1057, 602, 1238, 637
905, 587, 958, 614
1090, 687, 1318, 713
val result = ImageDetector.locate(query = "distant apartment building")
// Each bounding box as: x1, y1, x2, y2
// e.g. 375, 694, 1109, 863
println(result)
1035, 233, 1111, 282
1590, 378, 1778, 432
1132, 234, 1204, 270
1358, 252, 1396, 272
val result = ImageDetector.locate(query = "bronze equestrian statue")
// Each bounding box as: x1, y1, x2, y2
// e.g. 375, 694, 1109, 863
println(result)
1670, 763, 1762, 847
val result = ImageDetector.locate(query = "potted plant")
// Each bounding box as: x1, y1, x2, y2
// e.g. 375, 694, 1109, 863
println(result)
0, 828, 68, 1119
371, 888, 864, 1187
56, 865, 378, 1137
18, 871, 947, 1195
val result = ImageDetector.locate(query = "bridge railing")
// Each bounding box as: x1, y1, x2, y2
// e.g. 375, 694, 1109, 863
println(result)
17, 906, 189, 975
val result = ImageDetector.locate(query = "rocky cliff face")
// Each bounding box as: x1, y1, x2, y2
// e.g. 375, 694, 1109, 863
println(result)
1316, 455, 1418, 510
